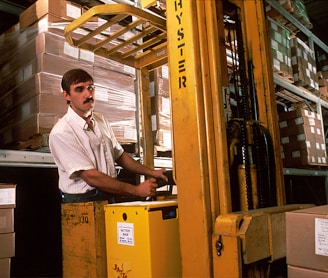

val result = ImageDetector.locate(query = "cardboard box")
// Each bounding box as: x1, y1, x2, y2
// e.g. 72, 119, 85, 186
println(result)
279, 107, 320, 121
61, 201, 108, 278
0, 233, 15, 258
268, 18, 293, 80
19, 0, 82, 29
288, 265, 328, 278
0, 258, 11, 278
0, 209, 14, 234
290, 37, 319, 92
286, 205, 328, 272
0, 184, 16, 209
279, 108, 326, 167
0, 22, 138, 147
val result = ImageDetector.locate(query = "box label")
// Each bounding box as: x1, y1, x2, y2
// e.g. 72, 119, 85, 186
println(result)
0, 188, 15, 205
315, 218, 328, 256
117, 222, 134, 246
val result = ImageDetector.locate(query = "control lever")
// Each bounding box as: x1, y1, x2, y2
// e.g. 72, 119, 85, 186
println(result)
145, 170, 175, 200
156, 170, 175, 188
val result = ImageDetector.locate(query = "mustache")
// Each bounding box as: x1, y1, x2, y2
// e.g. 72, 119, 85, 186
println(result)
83, 97, 94, 104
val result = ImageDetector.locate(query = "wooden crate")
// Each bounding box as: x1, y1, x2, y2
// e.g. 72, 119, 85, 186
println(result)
61, 201, 108, 278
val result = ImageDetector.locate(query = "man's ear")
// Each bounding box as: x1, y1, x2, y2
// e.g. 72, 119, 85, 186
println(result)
62, 90, 71, 101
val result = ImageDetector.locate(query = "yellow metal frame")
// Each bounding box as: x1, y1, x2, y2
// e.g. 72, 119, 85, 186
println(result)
212, 204, 312, 277
64, 4, 167, 70
166, 1, 231, 276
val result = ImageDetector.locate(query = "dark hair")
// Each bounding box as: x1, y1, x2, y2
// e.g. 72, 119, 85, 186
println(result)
61, 69, 94, 93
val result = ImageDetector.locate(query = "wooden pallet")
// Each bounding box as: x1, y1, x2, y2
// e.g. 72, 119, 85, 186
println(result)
274, 69, 294, 83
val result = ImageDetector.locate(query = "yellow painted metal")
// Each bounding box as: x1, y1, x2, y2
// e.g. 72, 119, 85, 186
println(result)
104, 200, 181, 278
213, 204, 313, 277
166, 0, 231, 276
212, 234, 242, 277
199, 0, 232, 217
64, 4, 167, 70
140, 0, 157, 9
138, 68, 154, 168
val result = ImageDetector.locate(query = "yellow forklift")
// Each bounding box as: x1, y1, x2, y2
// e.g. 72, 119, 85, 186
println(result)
63, 0, 310, 276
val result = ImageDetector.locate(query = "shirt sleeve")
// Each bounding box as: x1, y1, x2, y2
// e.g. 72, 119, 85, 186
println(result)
49, 128, 96, 180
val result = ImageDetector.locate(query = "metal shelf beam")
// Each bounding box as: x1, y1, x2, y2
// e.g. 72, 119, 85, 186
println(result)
274, 74, 328, 110
0, 149, 56, 168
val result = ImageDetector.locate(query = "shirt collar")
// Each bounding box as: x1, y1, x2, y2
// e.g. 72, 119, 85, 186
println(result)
67, 106, 94, 130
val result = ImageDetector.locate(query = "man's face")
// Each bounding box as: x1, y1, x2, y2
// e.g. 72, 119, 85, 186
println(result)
63, 80, 95, 117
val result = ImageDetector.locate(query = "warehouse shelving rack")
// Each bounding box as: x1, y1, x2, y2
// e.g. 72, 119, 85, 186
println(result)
266, 0, 328, 202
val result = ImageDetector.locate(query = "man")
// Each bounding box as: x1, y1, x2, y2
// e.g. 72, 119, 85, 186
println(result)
49, 68, 167, 203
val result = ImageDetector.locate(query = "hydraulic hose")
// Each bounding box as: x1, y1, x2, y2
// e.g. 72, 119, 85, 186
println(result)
258, 125, 277, 207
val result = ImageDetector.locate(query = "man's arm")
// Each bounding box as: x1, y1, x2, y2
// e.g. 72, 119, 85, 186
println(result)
116, 152, 168, 181
78, 168, 158, 197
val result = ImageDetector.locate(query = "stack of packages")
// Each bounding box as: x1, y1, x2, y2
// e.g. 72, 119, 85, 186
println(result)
289, 0, 313, 29
290, 36, 319, 93
150, 65, 172, 153
268, 18, 293, 82
316, 52, 328, 101
265, 0, 312, 31
0, 0, 137, 150
0, 184, 16, 278
266, 0, 321, 95
279, 108, 327, 167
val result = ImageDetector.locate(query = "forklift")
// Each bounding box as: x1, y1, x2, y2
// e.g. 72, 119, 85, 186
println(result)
63, 0, 310, 276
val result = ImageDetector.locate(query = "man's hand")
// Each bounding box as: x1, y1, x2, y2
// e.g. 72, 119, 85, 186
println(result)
135, 178, 158, 197
150, 168, 168, 182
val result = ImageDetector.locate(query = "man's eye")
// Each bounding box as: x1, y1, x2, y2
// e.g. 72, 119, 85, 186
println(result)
74, 85, 95, 92
74, 86, 84, 92
87, 85, 95, 91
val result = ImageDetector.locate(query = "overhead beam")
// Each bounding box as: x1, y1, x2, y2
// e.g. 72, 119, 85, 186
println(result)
0, 0, 26, 16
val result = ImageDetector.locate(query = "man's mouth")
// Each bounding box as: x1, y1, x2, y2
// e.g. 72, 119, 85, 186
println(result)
84, 97, 94, 104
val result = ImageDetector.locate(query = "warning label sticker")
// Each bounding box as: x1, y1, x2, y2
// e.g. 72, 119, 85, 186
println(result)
117, 222, 134, 246
315, 218, 328, 256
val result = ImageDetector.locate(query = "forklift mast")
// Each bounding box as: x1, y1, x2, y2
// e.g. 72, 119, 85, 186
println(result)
166, 1, 286, 275
64, 0, 308, 276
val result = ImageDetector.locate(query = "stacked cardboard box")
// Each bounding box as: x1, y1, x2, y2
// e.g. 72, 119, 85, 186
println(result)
317, 71, 328, 101
0, 184, 16, 278
265, 0, 295, 29
268, 18, 293, 81
0, 0, 137, 149
290, 0, 313, 29
290, 36, 319, 92
316, 53, 328, 102
317, 52, 328, 74
19, 0, 83, 30
286, 205, 328, 278
265, 0, 312, 31
150, 65, 172, 151
279, 108, 327, 167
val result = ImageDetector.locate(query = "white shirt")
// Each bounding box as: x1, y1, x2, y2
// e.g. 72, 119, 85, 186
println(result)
49, 106, 124, 194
